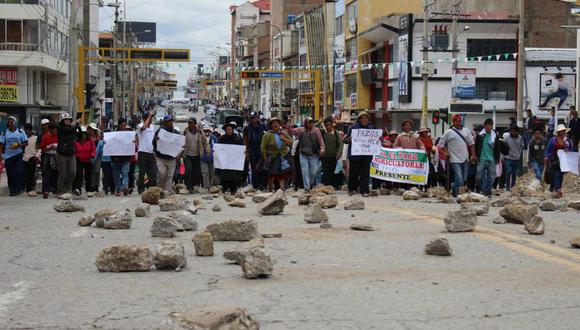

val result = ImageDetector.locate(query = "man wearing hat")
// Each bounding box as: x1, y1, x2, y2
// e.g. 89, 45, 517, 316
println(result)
201, 125, 218, 188
183, 117, 209, 192
503, 124, 524, 191
291, 116, 325, 191
0, 116, 29, 196
438, 114, 476, 197
243, 112, 267, 190
153, 115, 181, 192
137, 111, 157, 193
344, 111, 376, 196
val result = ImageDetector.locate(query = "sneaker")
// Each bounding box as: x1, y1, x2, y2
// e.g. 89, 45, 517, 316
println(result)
115, 192, 122, 197
74, 189, 81, 196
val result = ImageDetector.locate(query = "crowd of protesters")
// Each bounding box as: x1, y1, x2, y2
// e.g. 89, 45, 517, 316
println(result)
1, 106, 579, 199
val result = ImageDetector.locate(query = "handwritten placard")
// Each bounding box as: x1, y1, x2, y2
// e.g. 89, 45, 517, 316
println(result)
351, 129, 383, 156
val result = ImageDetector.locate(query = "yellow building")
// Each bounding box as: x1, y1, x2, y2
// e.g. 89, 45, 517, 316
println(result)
343, 0, 422, 122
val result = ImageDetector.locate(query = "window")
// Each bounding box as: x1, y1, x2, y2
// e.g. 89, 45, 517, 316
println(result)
299, 26, 305, 46
345, 38, 357, 63
346, 74, 357, 97
346, 1, 358, 25
335, 15, 344, 36
6, 20, 22, 43
23, 20, 39, 44
334, 81, 343, 102
475, 78, 516, 100
0, 20, 5, 43
374, 87, 382, 102
388, 44, 394, 63
467, 39, 516, 60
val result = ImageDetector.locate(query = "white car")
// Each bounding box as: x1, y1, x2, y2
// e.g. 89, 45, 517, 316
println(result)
173, 111, 189, 122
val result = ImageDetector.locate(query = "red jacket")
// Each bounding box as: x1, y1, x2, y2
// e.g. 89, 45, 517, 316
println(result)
75, 140, 96, 163
40, 133, 58, 152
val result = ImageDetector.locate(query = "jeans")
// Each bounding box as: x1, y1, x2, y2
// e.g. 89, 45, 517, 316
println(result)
5, 153, 24, 196
450, 161, 468, 197
111, 161, 129, 193
541, 88, 568, 108
184, 155, 202, 191
101, 162, 115, 194
348, 157, 372, 194
56, 154, 76, 194
552, 166, 564, 191
249, 153, 265, 190
137, 152, 157, 193
156, 157, 176, 192
504, 159, 519, 191
530, 161, 543, 181
201, 161, 214, 188
475, 160, 496, 195
299, 154, 319, 190
24, 158, 37, 192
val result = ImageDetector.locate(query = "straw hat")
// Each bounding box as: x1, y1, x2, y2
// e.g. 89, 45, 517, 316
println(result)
418, 127, 431, 133
554, 124, 571, 135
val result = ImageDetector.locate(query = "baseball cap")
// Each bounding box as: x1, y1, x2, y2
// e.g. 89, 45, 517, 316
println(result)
41, 119, 50, 125
163, 115, 173, 122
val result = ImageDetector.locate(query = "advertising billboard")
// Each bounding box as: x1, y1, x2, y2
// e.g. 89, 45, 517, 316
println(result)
398, 14, 413, 103
452, 68, 476, 99
539, 72, 576, 110
116, 21, 157, 43
0, 68, 17, 103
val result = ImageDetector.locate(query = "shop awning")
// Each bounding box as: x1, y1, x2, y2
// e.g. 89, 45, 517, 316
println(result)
358, 22, 399, 44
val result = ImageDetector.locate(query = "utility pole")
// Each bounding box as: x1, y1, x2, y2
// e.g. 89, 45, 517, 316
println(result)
121, 0, 127, 119
421, 0, 429, 127
516, 0, 525, 127
112, 0, 120, 124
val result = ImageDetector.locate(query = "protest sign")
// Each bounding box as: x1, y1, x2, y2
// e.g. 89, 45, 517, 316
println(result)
351, 129, 383, 156
213, 144, 245, 171
157, 129, 185, 158
558, 150, 579, 175
103, 131, 136, 156
370, 148, 429, 185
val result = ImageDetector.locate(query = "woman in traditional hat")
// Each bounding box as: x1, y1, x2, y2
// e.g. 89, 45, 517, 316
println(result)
217, 122, 245, 194
544, 124, 574, 197
394, 120, 425, 150
260, 117, 294, 192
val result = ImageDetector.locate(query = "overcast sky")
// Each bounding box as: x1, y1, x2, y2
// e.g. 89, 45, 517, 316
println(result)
99, 0, 248, 85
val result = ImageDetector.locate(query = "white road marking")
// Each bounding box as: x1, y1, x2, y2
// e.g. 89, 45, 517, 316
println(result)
70, 227, 89, 238
0, 281, 30, 317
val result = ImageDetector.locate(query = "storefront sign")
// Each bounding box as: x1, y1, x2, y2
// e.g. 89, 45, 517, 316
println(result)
0, 68, 17, 102
452, 68, 476, 99
370, 148, 429, 185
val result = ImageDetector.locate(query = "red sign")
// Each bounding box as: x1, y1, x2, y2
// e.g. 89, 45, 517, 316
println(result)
0, 68, 17, 85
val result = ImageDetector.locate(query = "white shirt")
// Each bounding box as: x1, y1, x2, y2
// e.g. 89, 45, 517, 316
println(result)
137, 123, 155, 153
438, 127, 474, 163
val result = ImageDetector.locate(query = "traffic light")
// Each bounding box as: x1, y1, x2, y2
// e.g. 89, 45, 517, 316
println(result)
241, 71, 260, 79
432, 110, 440, 124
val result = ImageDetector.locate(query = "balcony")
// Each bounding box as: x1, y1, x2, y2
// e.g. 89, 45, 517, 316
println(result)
0, 42, 39, 51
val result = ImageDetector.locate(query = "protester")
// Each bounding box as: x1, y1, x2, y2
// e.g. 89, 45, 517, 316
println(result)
94, 138, 114, 195
137, 111, 157, 193
87, 123, 101, 192
474, 118, 501, 196
23, 123, 39, 193
55, 112, 80, 195
243, 112, 267, 190
183, 117, 208, 192
40, 123, 58, 198
523, 109, 536, 147
0, 116, 28, 196
568, 109, 580, 151
418, 127, 436, 188
293, 117, 325, 192
73, 127, 96, 195
201, 125, 217, 188
503, 125, 524, 191
394, 120, 425, 151
217, 122, 244, 194
261, 117, 294, 192
547, 108, 556, 136
527, 128, 546, 181
545, 124, 574, 198
153, 115, 180, 193
321, 116, 343, 189
111, 118, 132, 196
438, 114, 476, 197
344, 111, 375, 196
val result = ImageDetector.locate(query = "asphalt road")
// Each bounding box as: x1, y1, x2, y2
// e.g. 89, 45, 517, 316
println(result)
1, 191, 580, 329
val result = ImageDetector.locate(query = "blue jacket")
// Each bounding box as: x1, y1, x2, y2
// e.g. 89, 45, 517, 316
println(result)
94, 140, 111, 164
544, 136, 573, 161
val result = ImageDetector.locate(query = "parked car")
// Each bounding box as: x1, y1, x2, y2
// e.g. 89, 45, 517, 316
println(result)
173, 111, 189, 122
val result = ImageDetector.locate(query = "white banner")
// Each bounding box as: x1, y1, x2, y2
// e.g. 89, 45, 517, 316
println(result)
157, 129, 185, 158
558, 150, 579, 175
351, 129, 383, 156
214, 144, 245, 171
103, 131, 136, 156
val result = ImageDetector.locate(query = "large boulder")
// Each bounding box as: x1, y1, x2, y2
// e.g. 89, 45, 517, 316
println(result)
460, 203, 490, 216
166, 305, 259, 330
457, 192, 489, 204
304, 204, 329, 224
251, 193, 271, 204
524, 215, 545, 235
53, 200, 85, 212
443, 209, 477, 232
257, 189, 287, 215
159, 198, 186, 212
568, 200, 580, 210
103, 209, 132, 229
239, 248, 273, 279
95, 244, 153, 272
94, 209, 118, 228
193, 230, 214, 256
297, 192, 312, 205
223, 238, 264, 264
151, 217, 183, 238
311, 194, 338, 209
311, 185, 336, 195
499, 204, 538, 224
428, 186, 448, 199
134, 203, 151, 217
539, 199, 568, 212
78, 215, 95, 227
206, 220, 259, 241
154, 241, 187, 271
511, 173, 545, 197
344, 198, 365, 210
402, 191, 420, 201
141, 187, 165, 205
167, 211, 198, 231
424, 237, 453, 256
